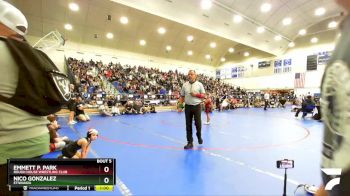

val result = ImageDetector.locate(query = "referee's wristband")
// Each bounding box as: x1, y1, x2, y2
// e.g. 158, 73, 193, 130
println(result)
195, 94, 205, 99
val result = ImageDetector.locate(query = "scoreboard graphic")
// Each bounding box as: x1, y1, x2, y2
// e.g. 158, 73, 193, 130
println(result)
7, 158, 116, 191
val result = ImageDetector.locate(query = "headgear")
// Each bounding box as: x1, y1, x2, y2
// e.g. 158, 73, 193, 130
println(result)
87, 128, 99, 138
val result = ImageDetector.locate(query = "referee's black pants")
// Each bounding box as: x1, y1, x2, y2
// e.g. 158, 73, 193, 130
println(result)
264, 99, 269, 110
185, 104, 202, 143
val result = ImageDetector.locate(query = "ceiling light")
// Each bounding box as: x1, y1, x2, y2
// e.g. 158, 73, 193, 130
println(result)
274, 35, 282, 41
210, 42, 216, 48
64, 24, 73, 30
260, 3, 271, 13
187, 50, 193, 56
233, 15, 243, 23
288, 42, 295, 48
201, 0, 212, 10
220, 57, 226, 62
158, 27, 166, 34
282, 17, 292, 26
166, 45, 172, 51
257, 26, 265, 33
310, 37, 318, 43
139, 39, 146, 46
315, 7, 326, 16
205, 54, 211, 59
106, 33, 113, 39
69, 2, 79, 11
228, 48, 234, 53
187, 35, 194, 42
244, 52, 250, 57
298, 29, 307, 36
120, 16, 128, 24
328, 21, 338, 28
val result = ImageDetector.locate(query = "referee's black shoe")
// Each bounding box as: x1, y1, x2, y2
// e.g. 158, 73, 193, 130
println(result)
184, 143, 193, 149
198, 137, 203, 145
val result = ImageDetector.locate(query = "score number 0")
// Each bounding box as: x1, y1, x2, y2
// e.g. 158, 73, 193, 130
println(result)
103, 166, 110, 184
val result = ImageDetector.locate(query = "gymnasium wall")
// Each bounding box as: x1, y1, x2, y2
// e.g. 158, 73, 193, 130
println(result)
219, 42, 334, 90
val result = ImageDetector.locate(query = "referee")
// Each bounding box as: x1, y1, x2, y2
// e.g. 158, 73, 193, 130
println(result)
179, 70, 206, 149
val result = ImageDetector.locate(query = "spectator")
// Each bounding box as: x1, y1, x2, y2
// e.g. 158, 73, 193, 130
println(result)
124, 100, 135, 114
264, 91, 270, 110
177, 100, 185, 112
75, 97, 90, 121
220, 98, 229, 111
68, 93, 77, 125
133, 100, 146, 114
150, 105, 156, 113
278, 96, 287, 108
295, 95, 315, 118
99, 102, 112, 116
47, 114, 70, 152
111, 103, 121, 116
0, 1, 61, 194
316, 0, 350, 195
215, 96, 221, 111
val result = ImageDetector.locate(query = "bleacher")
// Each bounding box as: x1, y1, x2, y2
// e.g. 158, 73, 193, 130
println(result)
65, 57, 248, 109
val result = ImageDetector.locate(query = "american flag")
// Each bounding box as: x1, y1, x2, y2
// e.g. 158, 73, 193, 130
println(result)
294, 73, 305, 88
